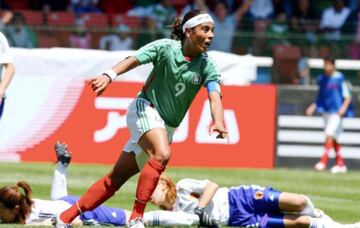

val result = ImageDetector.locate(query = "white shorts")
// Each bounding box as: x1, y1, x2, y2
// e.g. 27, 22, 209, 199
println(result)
123, 98, 175, 169
324, 113, 343, 140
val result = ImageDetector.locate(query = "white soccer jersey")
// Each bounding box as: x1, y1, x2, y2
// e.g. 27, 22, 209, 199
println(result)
174, 178, 230, 225
0, 32, 13, 81
26, 199, 71, 224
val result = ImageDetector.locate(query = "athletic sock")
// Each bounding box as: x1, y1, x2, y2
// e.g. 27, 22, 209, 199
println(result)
319, 141, 333, 164
51, 163, 68, 200
130, 158, 165, 220
60, 174, 118, 223
334, 142, 345, 166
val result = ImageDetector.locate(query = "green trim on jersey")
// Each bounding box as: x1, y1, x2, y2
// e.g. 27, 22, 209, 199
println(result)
134, 38, 221, 127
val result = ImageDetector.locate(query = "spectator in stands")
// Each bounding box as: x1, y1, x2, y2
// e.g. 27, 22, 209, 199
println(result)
180, 0, 202, 17
348, 10, 360, 59
247, 0, 274, 20
0, 32, 15, 122
306, 56, 353, 174
70, 0, 101, 16
4, 12, 37, 48
290, 0, 317, 48
127, 0, 158, 18
266, 12, 289, 48
319, 0, 350, 41
296, 49, 310, 85
135, 17, 163, 49
0, 11, 13, 31
146, 0, 177, 37
273, 0, 292, 20
194, 0, 252, 53
99, 24, 134, 51
69, 18, 92, 49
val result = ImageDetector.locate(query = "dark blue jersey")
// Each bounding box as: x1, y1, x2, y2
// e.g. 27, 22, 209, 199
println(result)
60, 196, 126, 226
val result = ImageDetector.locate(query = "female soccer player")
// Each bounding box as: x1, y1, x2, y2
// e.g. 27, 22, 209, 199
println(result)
55, 9, 228, 228
306, 56, 353, 174
150, 174, 360, 228
0, 142, 202, 227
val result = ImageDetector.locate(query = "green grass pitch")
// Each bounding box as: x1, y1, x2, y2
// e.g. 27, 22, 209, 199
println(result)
0, 162, 359, 227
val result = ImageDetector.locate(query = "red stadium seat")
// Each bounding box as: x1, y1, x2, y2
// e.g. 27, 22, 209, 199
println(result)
110, 14, 142, 29
17, 10, 44, 25
272, 45, 301, 84
37, 33, 60, 48
47, 12, 75, 26
81, 12, 109, 27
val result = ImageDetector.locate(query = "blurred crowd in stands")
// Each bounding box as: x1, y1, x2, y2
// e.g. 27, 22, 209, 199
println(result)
0, 0, 360, 84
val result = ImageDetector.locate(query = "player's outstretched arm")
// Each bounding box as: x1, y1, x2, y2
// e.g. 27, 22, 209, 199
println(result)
208, 91, 229, 142
90, 56, 140, 96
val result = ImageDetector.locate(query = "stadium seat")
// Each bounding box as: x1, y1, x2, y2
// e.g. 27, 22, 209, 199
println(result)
37, 33, 60, 48
17, 10, 44, 25
272, 45, 301, 84
81, 12, 109, 27
110, 14, 142, 29
47, 12, 75, 26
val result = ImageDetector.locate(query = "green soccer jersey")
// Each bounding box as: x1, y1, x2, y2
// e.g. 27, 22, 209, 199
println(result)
134, 38, 221, 128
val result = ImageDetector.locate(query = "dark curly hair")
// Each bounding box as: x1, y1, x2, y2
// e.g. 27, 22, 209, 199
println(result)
171, 9, 208, 42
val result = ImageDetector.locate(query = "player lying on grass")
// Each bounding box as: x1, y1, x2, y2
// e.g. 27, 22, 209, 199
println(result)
0, 142, 203, 227
150, 174, 360, 228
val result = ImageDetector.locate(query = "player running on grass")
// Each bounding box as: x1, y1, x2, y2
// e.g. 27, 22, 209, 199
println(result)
0, 142, 206, 227
55, 9, 229, 228
150, 174, 360, 228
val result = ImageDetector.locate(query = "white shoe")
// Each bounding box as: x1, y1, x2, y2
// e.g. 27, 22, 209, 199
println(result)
314, 162, 326, 171
52, 215, 73, 228
128, 217, 145, 228
330, 165, 347, 174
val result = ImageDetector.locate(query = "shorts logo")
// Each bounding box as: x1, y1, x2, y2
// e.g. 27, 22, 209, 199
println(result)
192, 73, 201, 85
254, 191, 264, 200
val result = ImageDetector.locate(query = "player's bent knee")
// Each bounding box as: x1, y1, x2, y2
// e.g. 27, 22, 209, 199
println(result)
295, 195, 308, 211
153, 149, 171, 165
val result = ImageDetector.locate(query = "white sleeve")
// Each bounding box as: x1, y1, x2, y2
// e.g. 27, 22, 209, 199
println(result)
342, 81, 351, 98
0, 32, 13, 64
176, 178, 209, 194
144, 210, 199, 226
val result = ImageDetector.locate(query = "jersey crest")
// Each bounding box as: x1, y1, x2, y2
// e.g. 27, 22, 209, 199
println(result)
191, 73, 202, 85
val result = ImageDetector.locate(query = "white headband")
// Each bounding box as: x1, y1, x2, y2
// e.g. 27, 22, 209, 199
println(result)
182, 14, 214, 33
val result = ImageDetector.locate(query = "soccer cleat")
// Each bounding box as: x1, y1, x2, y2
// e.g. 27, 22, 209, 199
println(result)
314, 162, 326, 171
330, 165, 347, 174
55, 141, 72, 167
128, 217, 145, 228
52, 215, 73, 228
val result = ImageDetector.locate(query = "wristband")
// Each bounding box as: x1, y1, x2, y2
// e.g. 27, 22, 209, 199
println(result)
103, 69, 117, 81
